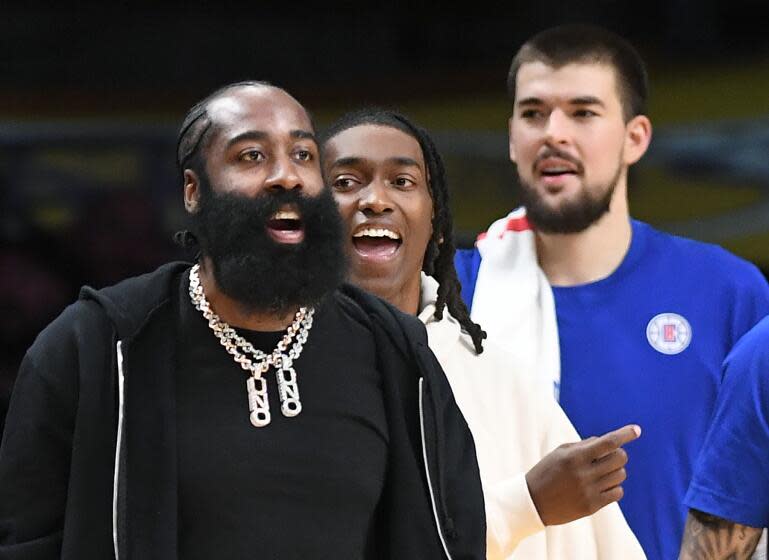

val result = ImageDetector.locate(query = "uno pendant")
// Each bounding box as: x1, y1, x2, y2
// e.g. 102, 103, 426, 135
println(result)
276, 366, 302, 418
247, 376, 271, 427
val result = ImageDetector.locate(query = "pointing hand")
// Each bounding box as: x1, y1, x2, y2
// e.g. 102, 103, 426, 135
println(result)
525, 424, 641, 526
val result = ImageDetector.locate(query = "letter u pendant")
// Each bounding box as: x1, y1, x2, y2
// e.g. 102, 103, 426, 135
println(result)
247, 375, 271, 427
276, 366, 302, 417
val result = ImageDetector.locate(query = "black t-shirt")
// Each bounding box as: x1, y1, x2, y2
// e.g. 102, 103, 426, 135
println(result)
176, 273, 389, 560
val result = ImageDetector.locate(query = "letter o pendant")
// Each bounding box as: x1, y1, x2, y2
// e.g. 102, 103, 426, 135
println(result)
250, 410, 271, 427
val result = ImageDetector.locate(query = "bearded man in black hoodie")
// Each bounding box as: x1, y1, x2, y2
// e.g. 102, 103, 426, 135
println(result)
0, 81, 485, 560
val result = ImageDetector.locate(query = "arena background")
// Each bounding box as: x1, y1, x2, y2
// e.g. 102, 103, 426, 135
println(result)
3, 2, 769, 435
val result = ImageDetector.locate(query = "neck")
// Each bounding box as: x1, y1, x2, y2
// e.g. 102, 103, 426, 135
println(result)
355, 273, 421, 316
392, 276, 422, 316
535, 190, 632, 287
196, 258, 299, 331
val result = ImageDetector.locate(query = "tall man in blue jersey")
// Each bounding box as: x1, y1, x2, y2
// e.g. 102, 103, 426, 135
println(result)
454, 24, 769, 560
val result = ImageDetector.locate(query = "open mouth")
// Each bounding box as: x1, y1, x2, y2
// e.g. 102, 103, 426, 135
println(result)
537, 157, 580, 182
537, 160, 581, 190
540, 167, 577, 177
266, 207, 305, 244
352, 227, 402, 262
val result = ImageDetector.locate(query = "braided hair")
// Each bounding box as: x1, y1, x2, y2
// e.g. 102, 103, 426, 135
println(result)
322, 109, 486, 353
176, 79, 274, 177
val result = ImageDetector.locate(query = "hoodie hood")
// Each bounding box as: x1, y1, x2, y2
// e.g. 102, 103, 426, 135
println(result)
78, 262, 191, 340
418, 273, 470, 353
418, 273, 440, 325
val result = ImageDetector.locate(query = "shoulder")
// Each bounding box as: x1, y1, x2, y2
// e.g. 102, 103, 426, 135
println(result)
17, 298, 113, 407
637, 221, 768, 300
427, 309, 545, 394
29, 299, 113, 359
726, 315, 769, 372
24, 262, 190, 377
709, 318, 769, 416
640, 221, 764, 280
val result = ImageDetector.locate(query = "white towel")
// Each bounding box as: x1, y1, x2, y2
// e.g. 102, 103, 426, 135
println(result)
471, 207, 561, 399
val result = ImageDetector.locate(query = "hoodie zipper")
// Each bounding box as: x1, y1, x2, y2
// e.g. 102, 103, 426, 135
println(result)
419, 377, 453, 560
113, 340, 126, 560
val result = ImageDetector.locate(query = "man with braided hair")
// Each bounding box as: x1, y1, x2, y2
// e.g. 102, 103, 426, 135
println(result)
0, 82, 486, 559
322, 108, 646, 559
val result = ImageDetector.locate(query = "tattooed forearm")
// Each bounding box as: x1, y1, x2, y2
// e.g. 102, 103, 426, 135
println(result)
679, 509, 762, 560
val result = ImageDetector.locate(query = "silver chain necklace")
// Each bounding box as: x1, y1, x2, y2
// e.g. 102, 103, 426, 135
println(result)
188, 264, 315, 428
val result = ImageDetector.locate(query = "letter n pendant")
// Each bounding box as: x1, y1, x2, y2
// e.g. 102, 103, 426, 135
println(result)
247, 375, 271, 427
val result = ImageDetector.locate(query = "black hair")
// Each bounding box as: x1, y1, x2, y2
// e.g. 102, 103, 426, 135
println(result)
321, 108, 487, 354
507, 24, 649, 121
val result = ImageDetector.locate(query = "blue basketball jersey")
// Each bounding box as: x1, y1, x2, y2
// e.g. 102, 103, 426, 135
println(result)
455, 220, 769, 560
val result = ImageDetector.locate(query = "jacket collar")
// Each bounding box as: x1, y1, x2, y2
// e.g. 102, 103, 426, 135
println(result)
418, 273, 439, 325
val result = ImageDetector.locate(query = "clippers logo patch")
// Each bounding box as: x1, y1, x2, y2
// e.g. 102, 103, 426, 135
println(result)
646, 313, 692, 355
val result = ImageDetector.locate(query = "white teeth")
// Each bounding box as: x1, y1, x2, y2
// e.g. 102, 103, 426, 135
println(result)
273, 210, 300, 220
353, 228, 401, 240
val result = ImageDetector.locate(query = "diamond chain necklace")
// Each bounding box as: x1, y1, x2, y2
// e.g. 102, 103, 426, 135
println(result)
188, 264, 314, 427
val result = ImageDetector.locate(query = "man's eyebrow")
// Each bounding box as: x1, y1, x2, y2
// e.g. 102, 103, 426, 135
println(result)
226, 130, 267, 148
517, 97, 544, 107
570, 96, 605, 106
331, 156, 421, 168
226, 129, 316, 149
388, 157, 420, 167
291, 129, 316, 142
331, 156, 363, 167
516, 96, 606, 107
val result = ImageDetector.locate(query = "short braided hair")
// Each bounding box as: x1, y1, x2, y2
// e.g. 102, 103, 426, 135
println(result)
176, 80, 274, 179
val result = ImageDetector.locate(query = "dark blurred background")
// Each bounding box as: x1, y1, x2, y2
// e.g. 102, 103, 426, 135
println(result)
3, 2, 769, 434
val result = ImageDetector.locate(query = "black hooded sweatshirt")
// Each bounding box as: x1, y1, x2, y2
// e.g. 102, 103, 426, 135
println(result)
0, 262, 485, 559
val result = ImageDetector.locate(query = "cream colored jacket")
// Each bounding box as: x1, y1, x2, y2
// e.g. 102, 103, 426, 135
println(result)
419, 274, 646, 559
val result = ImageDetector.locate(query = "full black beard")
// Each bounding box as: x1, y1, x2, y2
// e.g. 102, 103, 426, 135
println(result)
190, 184, 347, 314
518, 164, 621, 234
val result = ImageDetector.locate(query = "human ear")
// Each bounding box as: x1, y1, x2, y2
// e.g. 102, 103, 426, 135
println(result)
183, 169, 201, 213
624, 115, 652, 166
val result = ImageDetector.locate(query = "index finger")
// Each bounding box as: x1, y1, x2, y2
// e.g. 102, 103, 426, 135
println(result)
587, 424, 641, 459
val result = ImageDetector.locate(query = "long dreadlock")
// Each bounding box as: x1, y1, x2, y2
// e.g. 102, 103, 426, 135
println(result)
321, 109, 487, 354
